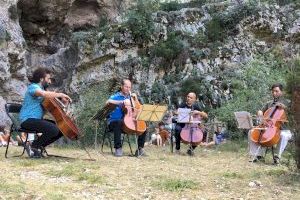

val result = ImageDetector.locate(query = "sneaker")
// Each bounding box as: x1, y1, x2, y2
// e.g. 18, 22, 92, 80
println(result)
135, 148, 146, 157
175, 149, 181, 155
40, 146, 48, 157
273, 155, 280, 165
114, 148, 123, 157
24, 142, 42, 158
249, 156, 264, 163
24, 142, 34, 157
187, 148, 194, 156
31, 148, 42, 159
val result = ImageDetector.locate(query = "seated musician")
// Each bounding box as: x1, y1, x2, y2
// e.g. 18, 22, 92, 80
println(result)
248, 83, 292, 164
106, 79, 147, 157
19, 67, 72, 158
174, 92, 208, 155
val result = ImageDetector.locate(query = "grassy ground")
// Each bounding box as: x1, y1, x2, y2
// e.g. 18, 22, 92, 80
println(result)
0, 141, 299, 200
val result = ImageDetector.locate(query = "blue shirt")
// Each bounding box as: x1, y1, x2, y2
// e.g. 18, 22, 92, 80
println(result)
215, 132, 226, 145
19, 83, 44, 123
108, 92, 129, 123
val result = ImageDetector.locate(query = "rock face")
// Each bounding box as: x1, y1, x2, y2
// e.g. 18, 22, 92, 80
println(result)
0, 0, 300, 127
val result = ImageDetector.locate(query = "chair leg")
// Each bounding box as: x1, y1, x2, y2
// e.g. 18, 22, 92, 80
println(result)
5, 134, 11, 158
5, 132, 29, 158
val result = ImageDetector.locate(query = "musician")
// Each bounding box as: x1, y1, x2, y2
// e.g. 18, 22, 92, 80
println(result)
174, 92, 208, 155
106, 79, 147, 157
19, 67, 72, 158
249, 83, 292, 164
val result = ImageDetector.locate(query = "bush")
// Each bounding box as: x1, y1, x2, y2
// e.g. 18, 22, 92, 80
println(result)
74, 81, 113, 146
286, 58, 300, 169
125, 0, 159, 46
194, 1, 259, 48
150, 32, 185, 67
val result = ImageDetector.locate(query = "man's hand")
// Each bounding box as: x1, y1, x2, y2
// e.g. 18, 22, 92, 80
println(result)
275, 102, 286, 109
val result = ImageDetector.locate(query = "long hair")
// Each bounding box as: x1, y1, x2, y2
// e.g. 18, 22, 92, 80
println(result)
28, 68, 51, 83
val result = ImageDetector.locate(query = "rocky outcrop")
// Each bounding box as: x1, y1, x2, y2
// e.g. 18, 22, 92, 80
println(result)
0, 1, 300, 127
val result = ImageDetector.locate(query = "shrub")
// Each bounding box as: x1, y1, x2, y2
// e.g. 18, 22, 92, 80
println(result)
125, 0, 159, 46
74, 81, 113, 146
150, 32, 185, 68
286, 58, 300, 169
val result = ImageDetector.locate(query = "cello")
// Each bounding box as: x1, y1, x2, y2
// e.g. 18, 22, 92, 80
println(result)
180, 111, 204, 146
122, 93, 147, 135
43, 97, 80, 140
250, 105, 287, 147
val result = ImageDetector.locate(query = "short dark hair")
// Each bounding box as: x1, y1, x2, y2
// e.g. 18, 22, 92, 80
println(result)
121, 79, 131, 86
28, 67, 51, 83
271, 83, 283, 91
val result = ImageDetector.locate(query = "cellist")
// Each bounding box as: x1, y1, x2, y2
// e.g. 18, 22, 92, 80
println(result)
248, 83, 293, 164
19, 67, 72, 158
174, 92, 208, 155
105, 79, 147, 157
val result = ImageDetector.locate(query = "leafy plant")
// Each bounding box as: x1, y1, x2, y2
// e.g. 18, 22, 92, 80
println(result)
286, 58, 300, 169
150, 32, 185, 69
74, 81, 113, 146
125, 0, 159, 46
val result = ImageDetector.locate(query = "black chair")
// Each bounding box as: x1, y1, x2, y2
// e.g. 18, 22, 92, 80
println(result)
100, 121, 133, 155
4, 103, 37, 158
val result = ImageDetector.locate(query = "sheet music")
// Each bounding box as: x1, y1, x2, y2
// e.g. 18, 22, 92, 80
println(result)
177, 108, 191, 123
234, 111, 253, 129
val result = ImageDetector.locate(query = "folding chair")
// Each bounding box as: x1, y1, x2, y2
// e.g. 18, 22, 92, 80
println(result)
100, 121, 133, 155
4, 103, 37, 158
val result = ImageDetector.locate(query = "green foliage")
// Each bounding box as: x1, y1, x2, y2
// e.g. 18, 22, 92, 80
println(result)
153, 178, 198, 191
286, 58, 300, 95
75, 82, 112, 146
180, 76, 205, 98
262, 0, 300, 7
194, 1, 259, 50
151, 32, 185, 64
286, 58, 300, 169
159, 0, 207, 12
160, 0, 181, 11
125, 0, 159, 45
210, 55, 287, 139
151, 81, 168, 103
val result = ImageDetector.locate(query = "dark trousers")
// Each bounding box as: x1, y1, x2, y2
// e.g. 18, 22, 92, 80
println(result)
109, 120, 146, 149
21, 118, 63, 149
175, 124, 196, 150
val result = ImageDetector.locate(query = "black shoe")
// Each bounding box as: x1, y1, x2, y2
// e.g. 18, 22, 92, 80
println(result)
250, 156, 264, 163
31, 148, 42, 158
273, 155, 280, 165
24, 142, 42, 158
135, 148, 146, 157
187, 148, 194, 156
40, 146, 47, 157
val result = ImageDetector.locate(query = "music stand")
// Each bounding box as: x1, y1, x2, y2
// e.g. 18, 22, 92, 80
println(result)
136, 104, 168, 122
234, 111, 253, 129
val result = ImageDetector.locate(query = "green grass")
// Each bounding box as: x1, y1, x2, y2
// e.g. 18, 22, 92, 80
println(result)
153, 178, 199, 192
